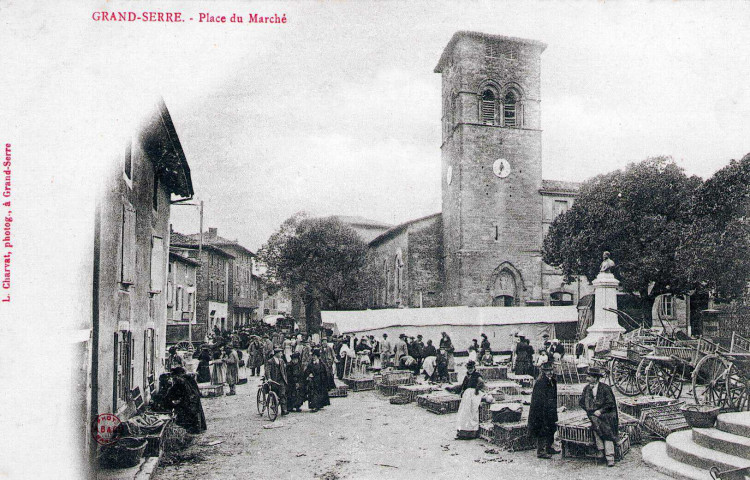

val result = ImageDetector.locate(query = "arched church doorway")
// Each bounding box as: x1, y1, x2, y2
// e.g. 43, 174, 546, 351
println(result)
491, 269, 518, 307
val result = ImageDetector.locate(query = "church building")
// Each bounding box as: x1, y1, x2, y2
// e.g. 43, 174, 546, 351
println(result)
362, 32, 590, 309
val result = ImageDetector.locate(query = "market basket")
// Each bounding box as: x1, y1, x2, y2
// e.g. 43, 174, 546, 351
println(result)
378, 384, 400, 396
640, 402, 690, 438
492, 422, 534, 451
389, 394, 411, 405
618, 395, 677, 419
396, 384, 441, 403
344, 376, 376, 392
416, 392, 461, 414
490, 404, 523, 424
476, 366, 508, 381
507, 373, 534, 388
98, 437, 148, 469
680, 404, 721, 429
381, 371, 415, 386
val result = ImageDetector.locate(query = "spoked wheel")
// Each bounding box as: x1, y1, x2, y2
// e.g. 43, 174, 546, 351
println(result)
635, 358, 652, 395
645, 360, 684, 399
726, 362, 750, 412
175, 341, 192, 352
266, 391, 280, 421
256, 388, 267, 416
692, 354, 729, 407
609, 358, 644, 396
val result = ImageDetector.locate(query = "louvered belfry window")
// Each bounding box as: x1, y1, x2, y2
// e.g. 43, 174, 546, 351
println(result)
504, 90, 517, 127
481, 90, 496, 125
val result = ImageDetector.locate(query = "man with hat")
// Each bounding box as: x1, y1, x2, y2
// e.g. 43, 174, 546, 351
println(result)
265, 347, 289, 415
528, 362, 559, 459
579, 366, 619, 467
394, 334, 409, 368
165, 366, 207, 433
380, 333, 393, 368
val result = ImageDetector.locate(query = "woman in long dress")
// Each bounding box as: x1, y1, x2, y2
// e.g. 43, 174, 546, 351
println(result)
447, 360, 486, 439
305, 350, 332, 412
440, 332, 456, 372
210, 350, 226, 386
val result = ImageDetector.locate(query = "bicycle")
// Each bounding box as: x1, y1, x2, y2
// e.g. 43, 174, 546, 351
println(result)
256, 376, 280, 421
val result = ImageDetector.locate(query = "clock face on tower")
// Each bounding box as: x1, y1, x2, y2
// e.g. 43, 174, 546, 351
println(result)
446, 165, 453, 185
493, 159, 511, 178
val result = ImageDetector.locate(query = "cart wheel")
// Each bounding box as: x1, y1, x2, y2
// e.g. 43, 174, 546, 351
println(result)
635, 358, 651, 395
645, 361, 682, 399
256, 388, 266, 416
175, 341, 192, 352
726, 362, 750, 412
609, 358, 643, 396
692, 354, 729, 407
267, 392, 280, 421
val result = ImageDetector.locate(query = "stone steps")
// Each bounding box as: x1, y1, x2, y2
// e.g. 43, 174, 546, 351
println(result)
644, 412, 750, 479
666, 429, 750, 472
641, 441, 708, 480
693, 426, 750, 459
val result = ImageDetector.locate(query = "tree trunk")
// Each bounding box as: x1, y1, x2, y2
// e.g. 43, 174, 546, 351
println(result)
304, 291, 322, 336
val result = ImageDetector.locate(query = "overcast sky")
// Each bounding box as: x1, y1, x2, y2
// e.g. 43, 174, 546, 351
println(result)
6, 1, 750, 254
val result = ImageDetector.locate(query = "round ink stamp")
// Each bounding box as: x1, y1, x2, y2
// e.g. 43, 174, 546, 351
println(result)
92, 413, 122, 445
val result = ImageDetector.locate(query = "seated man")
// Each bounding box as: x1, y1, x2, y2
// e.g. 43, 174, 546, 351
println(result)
164, 367, 207, 434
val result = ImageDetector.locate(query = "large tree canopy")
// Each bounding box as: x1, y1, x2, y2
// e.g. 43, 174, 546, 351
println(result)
258, 213, 373, 333
543, 157, 702, 299
675, 153, 750, 300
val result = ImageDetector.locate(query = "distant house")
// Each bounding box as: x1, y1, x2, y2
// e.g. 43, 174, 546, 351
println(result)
83, 99, 194, 467
166, 250, 200, 344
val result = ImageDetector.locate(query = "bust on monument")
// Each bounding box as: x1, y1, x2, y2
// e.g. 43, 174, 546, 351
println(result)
599, 251, 615, 275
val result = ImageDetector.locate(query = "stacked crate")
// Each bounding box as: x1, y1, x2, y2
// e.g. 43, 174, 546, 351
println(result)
344, 374, 376, 392
639, 403, 689, 439
476, 365, 508, 381
416, 392, 462, 414
557, 413, 630, 461
396, 384, 441, 403
618, 395, 677, 419
492, 422, 534, 451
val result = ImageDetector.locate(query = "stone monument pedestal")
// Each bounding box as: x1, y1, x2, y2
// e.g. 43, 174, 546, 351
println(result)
580, 272, 625, 348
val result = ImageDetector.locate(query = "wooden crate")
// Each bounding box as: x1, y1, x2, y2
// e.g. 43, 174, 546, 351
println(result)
344, 377, 376, 392
557, 391, 583, 409
199, 384, 224, 397
480, 403, 492, 423
381, 371, 415, 386
479, 422, 495, 442
640, 403, 689, 438
618, 395, 677, 419
557, 414, 595, 445
507, 373, 534, 388
618, 412, 643, 445
416, 392, 461, 414
490, 404, 523, 424
486, 381, 522, 399
476, 366, 508, 381
493, 422, 534, 451
396, 384, 441, 403
561, 433, 630, 461
329, 385, 349, 398
378, 384, 400, 396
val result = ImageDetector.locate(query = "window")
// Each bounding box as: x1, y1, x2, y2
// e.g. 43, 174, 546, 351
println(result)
187, 292, 194, 313
152, 175, 159, 211
481, 90, 496, 125
503, 90, 518, 127
176, 286, 183, 312
660, 295, 674, 318
554, 200, 569, 217
114, 330, 134, 411
503, 49, 517, 61
120, 203, 136, 285
550, 291, 574, 306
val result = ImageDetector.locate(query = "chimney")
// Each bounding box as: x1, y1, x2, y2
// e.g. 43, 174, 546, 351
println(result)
208, 227, 217, 239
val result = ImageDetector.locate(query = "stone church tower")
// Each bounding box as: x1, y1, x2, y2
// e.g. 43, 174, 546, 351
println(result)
435, 32, 547, 307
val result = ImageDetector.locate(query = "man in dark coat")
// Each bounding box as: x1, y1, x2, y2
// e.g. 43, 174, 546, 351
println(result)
286, 353, 306, 412
527, 363, 559, 459
305, 350, 332, 411
579, 366, 619, 467
265, 347, 289, 415
165, 367, 207, 433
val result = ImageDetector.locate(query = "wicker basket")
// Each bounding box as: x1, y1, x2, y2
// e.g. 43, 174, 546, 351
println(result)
98, 437, 148, 469
490, 404, 523, 424
618, 395, 677, 419
381, 371, 415, 386
396, 384, 441, 403
416, 392, 461, 414
389, 394, 411, 405
479, 423, 495, 442
561, 433, 630, 461
378, 384, 400, 396
557, 391, 584, 409
680, 404, 720, 428
493, 422, 534, 451
329, 386, 349, 398
640, 403, 689, 438
344, 377, 376, 392
476, 366, 508, 381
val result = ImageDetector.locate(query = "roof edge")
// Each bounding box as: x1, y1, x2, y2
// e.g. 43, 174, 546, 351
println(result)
435, 31, 547, 73
369, 212, 441, 247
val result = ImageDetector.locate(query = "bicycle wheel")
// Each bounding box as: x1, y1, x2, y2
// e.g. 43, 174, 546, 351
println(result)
267, 391, 279, 421
256, 388, 266, 416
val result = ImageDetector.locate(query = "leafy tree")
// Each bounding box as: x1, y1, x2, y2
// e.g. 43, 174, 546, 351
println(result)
676, 153, 750, 300
543, 157, 702, 311
258, 214, 373, 334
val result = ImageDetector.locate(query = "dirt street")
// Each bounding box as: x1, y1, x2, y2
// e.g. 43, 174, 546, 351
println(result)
154, 372, 672, 480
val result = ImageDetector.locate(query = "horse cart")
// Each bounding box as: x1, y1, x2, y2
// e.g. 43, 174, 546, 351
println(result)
691, 332, 750, 411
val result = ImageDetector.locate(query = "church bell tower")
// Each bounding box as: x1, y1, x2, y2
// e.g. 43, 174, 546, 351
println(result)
435, 32, 547, 307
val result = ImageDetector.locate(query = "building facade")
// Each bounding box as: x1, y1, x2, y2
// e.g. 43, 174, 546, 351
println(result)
165, 250, 199, 344
364, 32, 592, 309
86, 100, 193, 466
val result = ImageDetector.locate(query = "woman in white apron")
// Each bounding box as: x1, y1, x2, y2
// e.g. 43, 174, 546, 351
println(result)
446, 360, 487, 439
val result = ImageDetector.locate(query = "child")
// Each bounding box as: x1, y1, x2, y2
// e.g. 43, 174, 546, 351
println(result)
434, 347, 450, 383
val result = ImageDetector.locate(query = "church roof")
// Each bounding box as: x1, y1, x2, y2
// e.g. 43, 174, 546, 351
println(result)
331, 215, 392, 229
435, 31, 547, 73
540, 179, 581, 195
369, 212, 442, 247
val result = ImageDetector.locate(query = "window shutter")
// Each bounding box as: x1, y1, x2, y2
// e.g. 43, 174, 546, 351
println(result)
498, 103, 505, 127
518, 102, 525, 128
113, 332, 119, 411
121, 203, 136, 285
